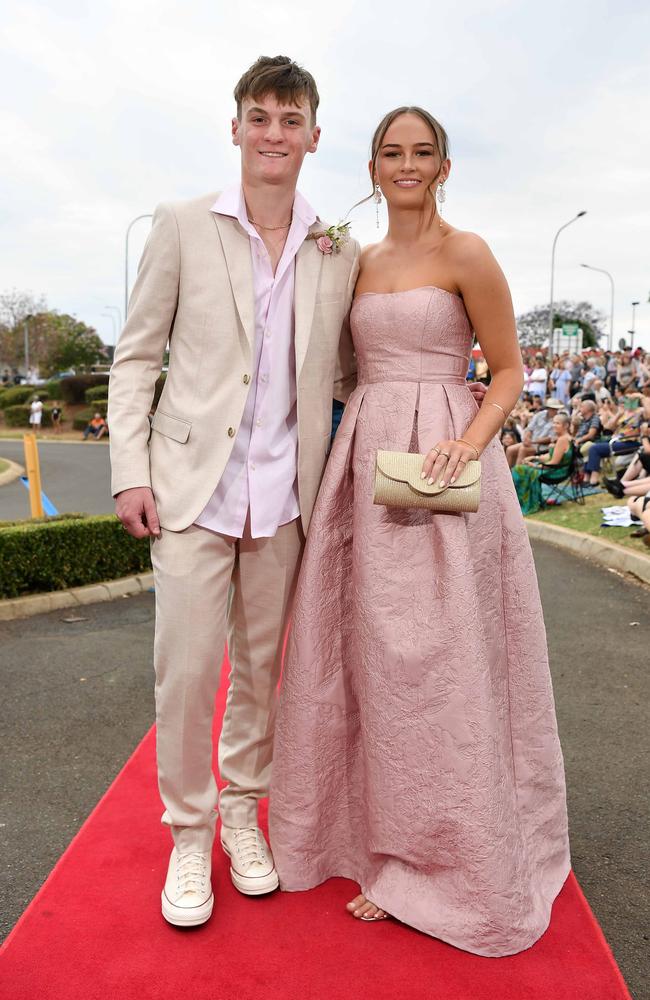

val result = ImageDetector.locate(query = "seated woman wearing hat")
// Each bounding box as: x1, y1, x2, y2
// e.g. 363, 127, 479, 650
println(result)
512, 409, 574, 515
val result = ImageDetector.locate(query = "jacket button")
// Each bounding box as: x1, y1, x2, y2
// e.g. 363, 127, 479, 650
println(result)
227, 427, 235, 437
242, 374, 250, 384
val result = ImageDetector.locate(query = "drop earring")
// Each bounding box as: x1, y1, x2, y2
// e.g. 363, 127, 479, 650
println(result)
436, 180, 446, 230
374, 183, 382, 229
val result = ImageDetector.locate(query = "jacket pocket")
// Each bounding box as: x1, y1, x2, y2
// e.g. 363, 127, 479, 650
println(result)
151, 409, 191, 443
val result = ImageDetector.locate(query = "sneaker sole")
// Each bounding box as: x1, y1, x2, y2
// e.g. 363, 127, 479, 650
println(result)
161, 890, 214, 927
220, 843, 279, 896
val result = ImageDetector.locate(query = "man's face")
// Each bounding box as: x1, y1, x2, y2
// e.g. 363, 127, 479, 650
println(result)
232, 94, 320, 187
580, 401, 592, 418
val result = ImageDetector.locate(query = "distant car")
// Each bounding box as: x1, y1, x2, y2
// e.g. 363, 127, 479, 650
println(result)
54, 370, 76, 379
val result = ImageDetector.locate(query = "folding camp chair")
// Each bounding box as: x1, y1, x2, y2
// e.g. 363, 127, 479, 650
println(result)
540, 447, 586, 506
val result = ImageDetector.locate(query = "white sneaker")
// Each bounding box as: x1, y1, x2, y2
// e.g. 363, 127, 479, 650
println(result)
220, 826, 279, 896
161, 848, 213, 927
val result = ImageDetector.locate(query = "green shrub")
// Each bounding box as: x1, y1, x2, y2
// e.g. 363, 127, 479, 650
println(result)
85, 384, 109, 404
0, 514, 152, 598
45, 379, 63, 401
0, 513, 84, 529
59, 375, 109, 404
4, 404, 55, 428
73, 404, 108, 430
0, 386, 49, 409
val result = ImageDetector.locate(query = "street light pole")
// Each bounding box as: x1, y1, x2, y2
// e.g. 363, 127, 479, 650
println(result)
549, 211, 587, 349
125, 214, 153, 320
23, 318, 30, 376
630, 300, 640, 350
580, 264, 615, 351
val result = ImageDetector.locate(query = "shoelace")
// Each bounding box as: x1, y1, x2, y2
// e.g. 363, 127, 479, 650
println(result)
176, 852, 207, 895
232, 828, 267, 866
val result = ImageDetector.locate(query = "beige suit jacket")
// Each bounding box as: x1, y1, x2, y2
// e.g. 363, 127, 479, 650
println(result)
108, 192, 360, 533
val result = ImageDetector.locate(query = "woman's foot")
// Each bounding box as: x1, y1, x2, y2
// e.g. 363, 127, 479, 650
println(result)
346, 892, 390, 921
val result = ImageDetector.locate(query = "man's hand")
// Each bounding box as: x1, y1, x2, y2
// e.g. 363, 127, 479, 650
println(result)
467, 381, 488, 405
115, 487, 161, 539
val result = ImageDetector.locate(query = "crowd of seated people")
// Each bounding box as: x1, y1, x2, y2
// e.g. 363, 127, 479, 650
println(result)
484, 345, 650, 545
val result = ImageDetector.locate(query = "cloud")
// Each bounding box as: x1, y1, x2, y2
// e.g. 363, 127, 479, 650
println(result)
1, 0, 649, 348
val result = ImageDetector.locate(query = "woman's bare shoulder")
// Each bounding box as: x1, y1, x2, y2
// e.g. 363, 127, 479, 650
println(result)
444, 228, 493, 262
359, 242, 383, 265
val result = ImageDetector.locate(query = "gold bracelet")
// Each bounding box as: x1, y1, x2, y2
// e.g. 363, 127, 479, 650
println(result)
488, 400, 507, 419
457, 437, 480, 460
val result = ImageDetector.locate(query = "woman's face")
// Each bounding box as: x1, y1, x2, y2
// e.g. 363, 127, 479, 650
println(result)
502, 431, 517, 448
372, 113, 450, 210
552, 417, 566, 434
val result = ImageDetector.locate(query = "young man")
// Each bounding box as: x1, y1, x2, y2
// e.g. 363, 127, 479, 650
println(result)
109, 56, 360, 927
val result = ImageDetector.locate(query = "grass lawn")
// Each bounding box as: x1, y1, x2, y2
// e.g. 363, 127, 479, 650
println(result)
529, 490, 649, 555
0, 458, 9, 475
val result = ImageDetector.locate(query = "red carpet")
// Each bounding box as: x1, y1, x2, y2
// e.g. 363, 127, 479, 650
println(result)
1, 656, 632, 1000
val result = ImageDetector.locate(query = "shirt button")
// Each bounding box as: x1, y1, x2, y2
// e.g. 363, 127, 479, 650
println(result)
265, 331, 271, 338
250, 463, 256, 471
256, 419, 262, 427
261, 374, 268, 383
227, 427, 235, 437
243, 374, 250, 384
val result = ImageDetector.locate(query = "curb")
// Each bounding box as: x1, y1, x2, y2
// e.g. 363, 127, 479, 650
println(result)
526, 519, 650, 587
0, 459, 24, 486
0, 572, 155, 622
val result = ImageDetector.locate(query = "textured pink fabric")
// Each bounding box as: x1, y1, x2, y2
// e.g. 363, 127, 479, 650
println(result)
195, 184, 316, 539
270, 286, 571, 958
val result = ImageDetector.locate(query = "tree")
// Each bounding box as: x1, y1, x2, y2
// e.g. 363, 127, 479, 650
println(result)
41, 314, 106, 374
516, 300, 606, 349
0, 289, 106, 375
0, 289, 47, 370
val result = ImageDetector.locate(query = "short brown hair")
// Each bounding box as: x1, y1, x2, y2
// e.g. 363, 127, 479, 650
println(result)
233, 56, 319, 123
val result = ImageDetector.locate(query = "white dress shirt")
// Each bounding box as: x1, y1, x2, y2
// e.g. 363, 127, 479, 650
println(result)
194, 184, 316, 539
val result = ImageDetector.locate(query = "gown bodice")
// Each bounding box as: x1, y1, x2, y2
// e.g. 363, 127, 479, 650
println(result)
351, 286, 473, 386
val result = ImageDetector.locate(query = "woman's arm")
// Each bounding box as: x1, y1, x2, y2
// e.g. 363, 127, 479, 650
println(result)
421, 234, 523, 486
456, 236, 524, 444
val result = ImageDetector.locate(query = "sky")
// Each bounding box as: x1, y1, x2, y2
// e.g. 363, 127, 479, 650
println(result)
1, 0, 649, 351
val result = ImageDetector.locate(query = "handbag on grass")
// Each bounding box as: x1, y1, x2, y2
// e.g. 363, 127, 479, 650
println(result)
373, 450, 482, 512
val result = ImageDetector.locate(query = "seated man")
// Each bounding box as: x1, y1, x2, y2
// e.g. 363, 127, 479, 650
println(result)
583, 409, 643, 486
572, 399, 602, 457
82, 412, 108, 441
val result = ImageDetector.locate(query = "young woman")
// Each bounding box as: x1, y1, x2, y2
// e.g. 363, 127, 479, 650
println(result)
270, 107, 570, 957
512, 411, 574, 514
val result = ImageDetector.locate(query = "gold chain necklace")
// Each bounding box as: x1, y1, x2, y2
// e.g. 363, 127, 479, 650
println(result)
247, 216, 292, 231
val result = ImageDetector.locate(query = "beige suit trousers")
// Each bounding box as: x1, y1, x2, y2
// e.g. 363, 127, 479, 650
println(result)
150, 516, 304, 853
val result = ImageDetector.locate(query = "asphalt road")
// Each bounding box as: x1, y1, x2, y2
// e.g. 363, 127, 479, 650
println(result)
0, 541, 647, 997
0, 440, 113, 520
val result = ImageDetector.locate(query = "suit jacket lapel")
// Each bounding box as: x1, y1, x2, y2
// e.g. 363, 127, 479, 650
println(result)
212, 212, 255, 353
294, 226, 324, 380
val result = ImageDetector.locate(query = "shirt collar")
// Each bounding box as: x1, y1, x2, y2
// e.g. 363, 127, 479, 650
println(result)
211, 183, 317, 235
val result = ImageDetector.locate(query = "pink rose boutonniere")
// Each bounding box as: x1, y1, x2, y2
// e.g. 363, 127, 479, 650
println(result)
307, 221, 351, 255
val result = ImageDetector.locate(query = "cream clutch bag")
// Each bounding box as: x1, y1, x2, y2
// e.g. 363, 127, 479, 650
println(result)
373, 450, 481, 512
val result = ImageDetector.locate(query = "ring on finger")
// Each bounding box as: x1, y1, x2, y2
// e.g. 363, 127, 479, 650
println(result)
439, 451, 450, 459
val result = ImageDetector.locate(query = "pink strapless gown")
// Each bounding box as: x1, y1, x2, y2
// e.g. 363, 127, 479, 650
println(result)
269, 287, 570, 957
